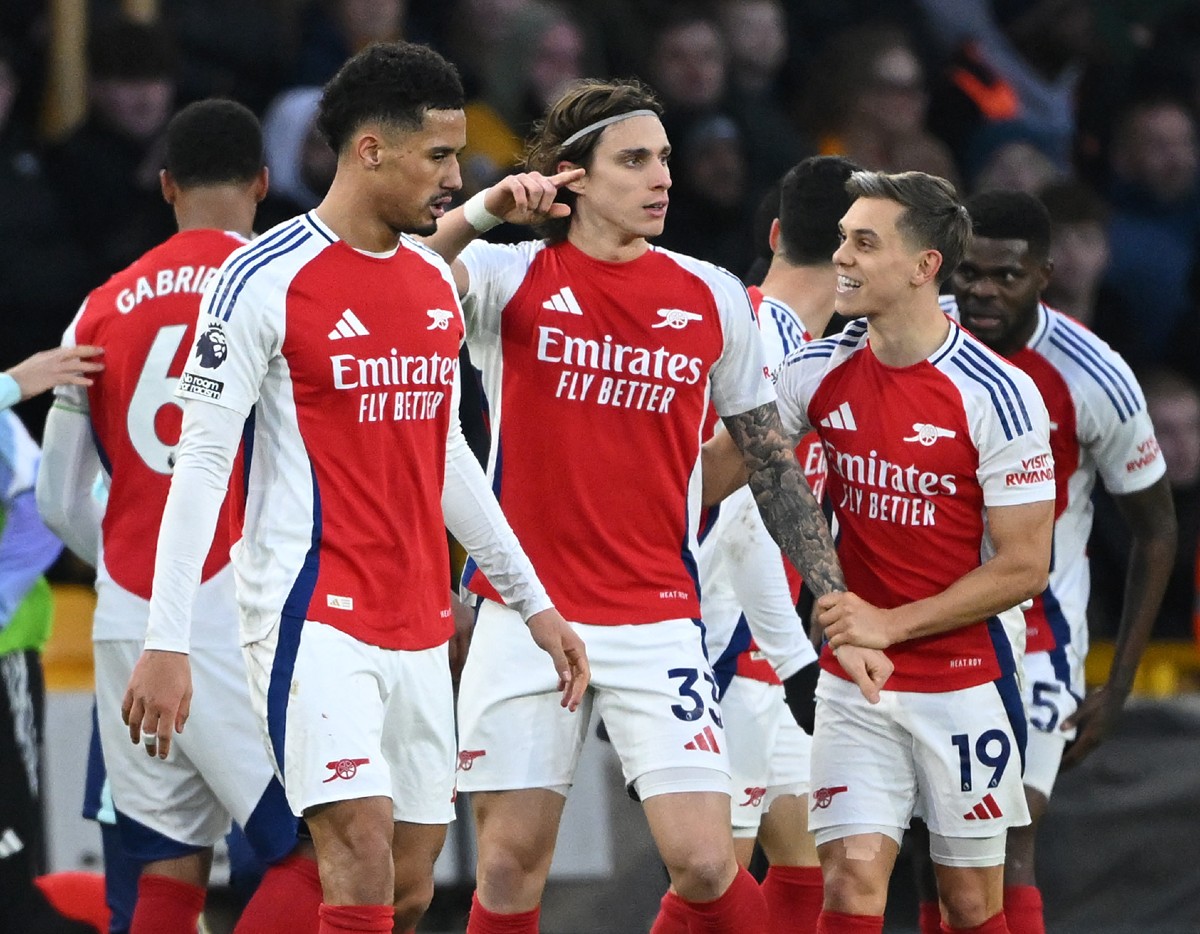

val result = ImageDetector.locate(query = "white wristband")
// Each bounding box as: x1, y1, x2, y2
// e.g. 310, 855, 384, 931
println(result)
462, 191, 503, 232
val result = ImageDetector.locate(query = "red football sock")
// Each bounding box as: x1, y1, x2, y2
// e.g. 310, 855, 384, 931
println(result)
649, 889, 690, 934
129, 874, 206, 934
465, 892, 541, 933
920, 901, 943, 934
761, 865, 823, 934
317, 903, 393, 933
815, 910, 885, 934
940, 911, 1009, 934
1004, 886, 1045, 934
681, 866, 769, 933
234, 853, 322, 933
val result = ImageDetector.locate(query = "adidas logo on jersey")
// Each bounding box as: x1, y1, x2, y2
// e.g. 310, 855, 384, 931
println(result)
652, 308, 703, 329
542, 287, 583, 315
819, 401, 857, 431
328, 308, 370, 340
962, 793, 1004, 821
684, 725, 722, 753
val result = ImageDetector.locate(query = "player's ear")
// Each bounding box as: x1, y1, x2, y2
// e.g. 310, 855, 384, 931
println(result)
912, 249, 942, 287
160, 169, 178, 206
557, 161, 586, 194
768, 218, 782, 254
252, 167, 269, 203
357, 131, 383, 170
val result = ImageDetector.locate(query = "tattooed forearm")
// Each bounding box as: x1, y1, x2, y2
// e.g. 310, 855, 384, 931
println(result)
722, 402, 845, 597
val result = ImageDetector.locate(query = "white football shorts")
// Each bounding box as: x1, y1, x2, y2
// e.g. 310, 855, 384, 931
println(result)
242, 618, 456, 824
722, 675, 811, 837
808, 672, 1030, 849
1021, 648, 1082, 799
94, 639, 297, 863
456, 600, 731, 797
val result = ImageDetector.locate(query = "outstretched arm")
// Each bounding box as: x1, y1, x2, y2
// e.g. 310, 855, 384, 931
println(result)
3, 345, 104, 407
1061, 477, 1176, 768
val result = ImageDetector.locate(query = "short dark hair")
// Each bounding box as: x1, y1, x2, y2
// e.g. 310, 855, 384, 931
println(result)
317, 41, 465, 155
846, 170, 971, 284
524, 78, 664, 243
965, 189, 1052, 261
164, 99, 263, 188
778, 155, 861, 265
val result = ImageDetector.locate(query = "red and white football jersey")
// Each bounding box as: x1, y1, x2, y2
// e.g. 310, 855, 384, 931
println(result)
175, 214, 465, 650
941, 297, 1165, 662
459, 239, 774, 625
60, 229, 246, 643
774, 318, 1055, 692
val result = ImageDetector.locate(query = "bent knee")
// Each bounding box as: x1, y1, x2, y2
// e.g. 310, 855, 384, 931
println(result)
666, 855, 737, 903
394, 874, 435, 926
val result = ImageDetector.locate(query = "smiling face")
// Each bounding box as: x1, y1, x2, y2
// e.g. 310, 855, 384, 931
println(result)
566, 113, 672, 246
367, 108, 465, 236
952, 235, 1051, 355
831, 196, 937, 318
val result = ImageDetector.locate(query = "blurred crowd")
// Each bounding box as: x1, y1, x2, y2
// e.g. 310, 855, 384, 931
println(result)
2, 0, 1199, 646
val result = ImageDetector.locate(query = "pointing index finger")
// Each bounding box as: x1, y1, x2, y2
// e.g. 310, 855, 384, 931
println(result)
548, 167, 586, 187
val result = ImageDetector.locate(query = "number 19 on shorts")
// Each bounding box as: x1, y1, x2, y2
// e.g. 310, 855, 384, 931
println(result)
951, 729, 1011, 792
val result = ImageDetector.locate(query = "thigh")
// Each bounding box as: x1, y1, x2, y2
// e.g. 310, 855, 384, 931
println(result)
721, 676, 781, 837
592, 618, 731, 789
809, 674, 914, 841
643, 790, 737, 870
271, 621, 394, 817
94, 641, 230, 858
456, 600, 594, 793
1021, 650, 1075, 799
904, 679, 1031, 840
381, 642, 456, 825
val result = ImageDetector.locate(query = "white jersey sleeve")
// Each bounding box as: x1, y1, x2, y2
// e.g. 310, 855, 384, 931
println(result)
756, 297, 809, 377
1076, 354, 1165, 496
971, 365, 1055, 508
459, 240, 542, 345
441, 366, 552, 622
176, 251, 285, 417
771, 342, 835, 439
52, 303, 92, 413
143, 400, 243, 652
717, 487, 817, 679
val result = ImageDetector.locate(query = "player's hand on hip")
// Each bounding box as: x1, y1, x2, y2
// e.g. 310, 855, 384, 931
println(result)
526, 608, 590, 712
817, 592, 893, 650
485, 169, 585, 226
9, 345, 105, 399
833, 645, 893, 705
1059, 685, 1123, 770
121, 649, 192, 760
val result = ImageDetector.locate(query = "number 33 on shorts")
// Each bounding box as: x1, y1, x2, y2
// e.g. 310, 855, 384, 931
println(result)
668, 667, 723, 729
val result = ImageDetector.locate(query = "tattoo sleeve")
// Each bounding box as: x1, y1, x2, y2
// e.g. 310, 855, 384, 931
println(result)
722, 401, 845, 597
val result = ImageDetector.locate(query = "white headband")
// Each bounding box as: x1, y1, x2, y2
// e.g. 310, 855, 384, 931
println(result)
559, 109, 657, 149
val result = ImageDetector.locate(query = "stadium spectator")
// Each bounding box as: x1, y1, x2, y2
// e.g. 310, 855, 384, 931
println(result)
43, 15, 177, 286
1102, 96, 1200, 363
803, 24, 959, 187
292, 0, 408, 86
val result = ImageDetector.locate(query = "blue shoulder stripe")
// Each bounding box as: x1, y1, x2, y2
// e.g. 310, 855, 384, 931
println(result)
1047, 323, 1138, 423
764, 304, 806, 357
950, 342, 1034, 440
208, 220, 311, 322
